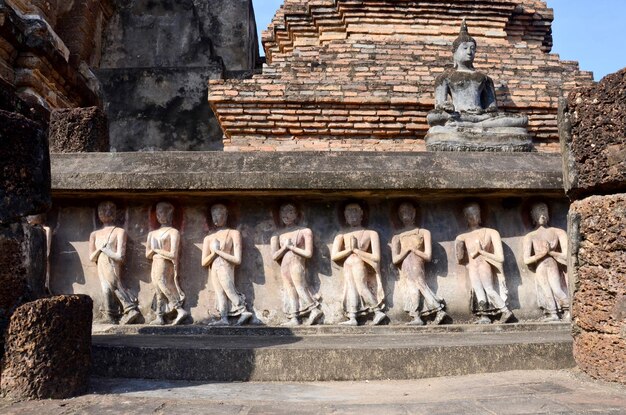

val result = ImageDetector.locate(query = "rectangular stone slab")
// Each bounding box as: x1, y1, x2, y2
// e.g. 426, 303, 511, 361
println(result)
51, 152, 564, 195
92, 326, 575, 381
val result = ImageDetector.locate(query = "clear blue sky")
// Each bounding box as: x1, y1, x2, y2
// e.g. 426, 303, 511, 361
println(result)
252, 0, 624, 80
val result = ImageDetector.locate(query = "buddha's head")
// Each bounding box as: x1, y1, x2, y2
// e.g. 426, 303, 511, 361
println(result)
452, 19, 476, 69
344, 203, 364, 227
531, 203, 550, 227
398, 202, 416, 227
156, 202, 174, 226
279, 203, 299, 227
211, 203, 229, 227
98, 201, 117, 225
463, 203, 482, 228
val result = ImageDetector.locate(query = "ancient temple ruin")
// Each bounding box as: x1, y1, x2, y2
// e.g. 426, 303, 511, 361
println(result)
0, 0, 624, 396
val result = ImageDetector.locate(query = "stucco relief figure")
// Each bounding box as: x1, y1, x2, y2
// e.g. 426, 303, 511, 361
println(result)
146, 202, 189, 325
426, 20, 531, 152
523, 203, 570, 322
202, 204, 252, 326
391, 203, 448, 325
27, 213, 52, 294
455, 203, 513, 324
89, 202, 141, 325
332, 202, 387, 326
271, 203, 323, 326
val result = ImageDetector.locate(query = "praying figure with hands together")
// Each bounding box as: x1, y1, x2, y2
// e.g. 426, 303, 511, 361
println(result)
523, 202, 570, 322
146, 202, 189, 325
271, 203, 323, 326
90, 201, 141, 325
391, 202, 447, 325
202, 203, 252, 326
455, 203, 513, 324
332, 202, 387, 326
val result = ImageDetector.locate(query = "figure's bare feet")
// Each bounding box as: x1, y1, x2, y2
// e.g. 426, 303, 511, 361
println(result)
433, 310, 447, 325
541, 313, 559, 322
306, 308, 324, 326
476, 316, 491, 325
235, 311, 253, 326
406, 317, 425, 326
499, 309, 513, 324
120, 309, 141, 325
372, 311, 387, 326
282, 317, 300, 327
562, 311, 571, 322
172, 308, 190, 325
339, 318, 358, 326
208, 318, 229, 326
150, 315, 165, 326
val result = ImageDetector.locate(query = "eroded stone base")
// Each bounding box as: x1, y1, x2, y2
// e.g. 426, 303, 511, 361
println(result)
570, 194, 626, 384
425, 128, 533, 152
573, 331, 626, 384
1, 295, 93, 400
0, 223, 47, 357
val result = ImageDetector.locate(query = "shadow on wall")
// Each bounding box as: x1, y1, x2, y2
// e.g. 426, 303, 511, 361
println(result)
429, 241, 450, 298
49, 207, 88, 295
502, 243, 522, 312
91, 328, 302, 382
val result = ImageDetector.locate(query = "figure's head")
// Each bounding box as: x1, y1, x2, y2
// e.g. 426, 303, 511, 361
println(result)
452, 19, 476, 68
155, 202, 174, 225
97, 201, 117, 224
531, 202, 550, 227
279, 203, 299, 226
398, 202, 416, 226
463, 203, 482, 227
211, 203, 229, 227
344, 203, 364, 227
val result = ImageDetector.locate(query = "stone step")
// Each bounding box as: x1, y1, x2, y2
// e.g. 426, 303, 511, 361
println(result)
92, 323, 574, 382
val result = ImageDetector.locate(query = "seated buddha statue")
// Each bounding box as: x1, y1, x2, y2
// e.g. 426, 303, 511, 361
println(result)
425, 20, 532, 152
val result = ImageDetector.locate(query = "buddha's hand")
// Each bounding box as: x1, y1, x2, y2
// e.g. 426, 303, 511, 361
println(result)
537, 241, 550, 258
437, 102, 455, 112
416, 234, 424, 246
469, 240, 482, 258
485, 105, 498, 113
351, 236, 359, 250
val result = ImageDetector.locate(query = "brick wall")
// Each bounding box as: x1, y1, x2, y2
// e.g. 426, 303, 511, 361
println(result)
209, 0, 593, 152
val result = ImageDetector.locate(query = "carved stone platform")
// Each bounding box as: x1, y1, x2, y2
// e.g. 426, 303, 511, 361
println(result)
92, 323, 574, 382
425, 129, 534, 152
49, 151, 569, 325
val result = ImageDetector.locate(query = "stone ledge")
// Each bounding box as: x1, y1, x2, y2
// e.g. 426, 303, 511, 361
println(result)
51, 151, 564, 195
92, 328, 575, 381
93, 322, 570, 337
